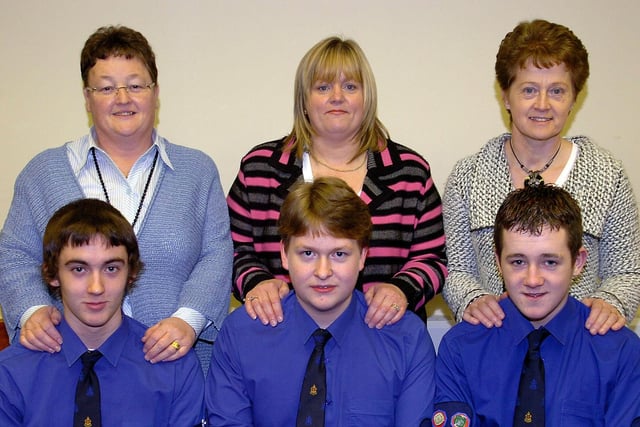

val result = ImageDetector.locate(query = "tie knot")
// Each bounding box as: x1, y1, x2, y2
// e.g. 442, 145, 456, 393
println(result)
527, 328, 550, 353
312, 329, 332, 349
81, 350, 102, 370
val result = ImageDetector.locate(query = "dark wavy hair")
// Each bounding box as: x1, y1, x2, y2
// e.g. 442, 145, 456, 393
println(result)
42, 198, 143, 299
494, 184, 583, 262
81, 25, 158, 87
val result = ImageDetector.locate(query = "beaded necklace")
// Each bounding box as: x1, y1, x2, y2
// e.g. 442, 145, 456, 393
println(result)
91, 146, 158, 227
509, 139, 561, 187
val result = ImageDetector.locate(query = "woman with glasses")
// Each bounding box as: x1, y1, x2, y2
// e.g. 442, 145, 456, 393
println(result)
0, 25, 232, 373
227, 36, 447, 328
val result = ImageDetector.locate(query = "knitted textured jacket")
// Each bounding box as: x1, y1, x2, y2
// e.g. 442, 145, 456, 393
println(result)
442, 133, 640, 322
227, 138, 448, 321
0, 136, 233, 370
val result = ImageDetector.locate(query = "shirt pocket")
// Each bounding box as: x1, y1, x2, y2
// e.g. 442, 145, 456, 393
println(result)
560, 399, 604, 426
346, 399, 394, 427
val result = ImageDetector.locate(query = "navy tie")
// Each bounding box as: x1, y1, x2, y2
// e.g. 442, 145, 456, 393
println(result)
296, 329, 332, 427
514, 328, 550, 426
74, 350, 102, 427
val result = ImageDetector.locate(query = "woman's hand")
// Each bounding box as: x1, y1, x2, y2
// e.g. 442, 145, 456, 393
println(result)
20, 305, 62, 352
244, 279, 290, 326
582, 297, 626, 335
142, 317, 196, 363
462, 294, 507, 328
363, 283, 408, 329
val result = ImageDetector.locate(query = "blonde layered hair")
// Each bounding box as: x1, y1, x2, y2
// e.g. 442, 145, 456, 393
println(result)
285, 36, 389, 160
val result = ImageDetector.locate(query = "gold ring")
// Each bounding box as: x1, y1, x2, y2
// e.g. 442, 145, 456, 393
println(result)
170, 340, 181, 351
248, 296, 259, 302
391, 303, 401, 312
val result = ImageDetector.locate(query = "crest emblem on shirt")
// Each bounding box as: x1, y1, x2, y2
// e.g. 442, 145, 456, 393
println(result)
310, 384, 318, 396
432, 410, 446, 426
451, 412, 470, 427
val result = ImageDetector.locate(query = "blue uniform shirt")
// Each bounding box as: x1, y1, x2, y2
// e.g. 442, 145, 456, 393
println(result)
206, 290, 436, 426
434, 297, 640, 426
0, 315, 204, 426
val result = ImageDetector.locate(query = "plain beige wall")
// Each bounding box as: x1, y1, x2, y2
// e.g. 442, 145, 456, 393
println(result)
1, 0, 639, 329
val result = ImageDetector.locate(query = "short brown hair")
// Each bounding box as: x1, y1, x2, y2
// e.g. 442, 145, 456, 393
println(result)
42, 198, 143, 298
495, 19, 589, 98
278, 177, 372, 251
494, 185, 583, 262
81, 25, 158, 87
285, 36, 389, 160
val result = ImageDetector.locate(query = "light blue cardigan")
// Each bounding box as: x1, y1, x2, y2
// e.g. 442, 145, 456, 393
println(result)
0, 135, 233, 371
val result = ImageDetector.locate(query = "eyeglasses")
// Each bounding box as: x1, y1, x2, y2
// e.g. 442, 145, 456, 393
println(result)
85, 82, 156, 96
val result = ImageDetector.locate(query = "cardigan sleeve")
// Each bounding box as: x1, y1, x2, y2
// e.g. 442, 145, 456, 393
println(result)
441, 157, 492, 322
226, 141, 297, 302
588, 166, 640, 321
134, 144, 235, 340
0, 191, 52, 338
380, 167, 448, 312
339, 141, 447, 317
227, 171, 278, 302
0, 151, 76, 339
177, 156, 234, 333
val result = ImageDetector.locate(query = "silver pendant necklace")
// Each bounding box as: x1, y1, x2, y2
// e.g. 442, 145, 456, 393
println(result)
509, 139, 561, 187
91, 146, 158, 228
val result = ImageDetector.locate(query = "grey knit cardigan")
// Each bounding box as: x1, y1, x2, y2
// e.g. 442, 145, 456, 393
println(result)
442, 133, 640, 322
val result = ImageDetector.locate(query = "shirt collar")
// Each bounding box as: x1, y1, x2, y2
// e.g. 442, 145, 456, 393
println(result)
326, 292, 360, 347
289, 290, 359, 348
541, 296, 580, 346
59, 314, 132, 368
74, 127, 174, 173
502, 295, 579, 347
59, 318, 89, 367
